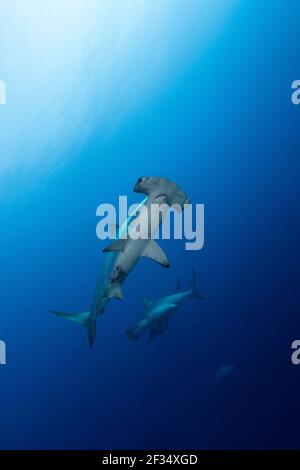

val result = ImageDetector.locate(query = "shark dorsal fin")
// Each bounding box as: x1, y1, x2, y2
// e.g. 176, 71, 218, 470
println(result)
103, 238, 127, 253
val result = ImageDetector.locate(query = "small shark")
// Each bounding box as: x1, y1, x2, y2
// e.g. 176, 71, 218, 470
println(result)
127, 267, 203, 341
214, 365, 235, 379
50, 177, 188, 347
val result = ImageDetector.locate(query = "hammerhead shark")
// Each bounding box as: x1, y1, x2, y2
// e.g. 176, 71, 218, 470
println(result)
126, 267, 203, 342
50, 177, 188, 346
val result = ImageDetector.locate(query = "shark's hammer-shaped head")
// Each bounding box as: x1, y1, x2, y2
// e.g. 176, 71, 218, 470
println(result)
133, 176, 189, 212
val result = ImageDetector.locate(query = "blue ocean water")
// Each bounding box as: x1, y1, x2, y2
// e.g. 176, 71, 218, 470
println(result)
0, 0, 299, 449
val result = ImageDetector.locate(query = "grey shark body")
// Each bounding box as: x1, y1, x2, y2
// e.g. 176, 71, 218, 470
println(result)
127, 268, 203, 342
50, 177, 188, 346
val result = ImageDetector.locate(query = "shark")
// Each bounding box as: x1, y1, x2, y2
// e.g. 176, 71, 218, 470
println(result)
50, 177, 188, 347
214, 365, 235, 380
126, 267, 203, 342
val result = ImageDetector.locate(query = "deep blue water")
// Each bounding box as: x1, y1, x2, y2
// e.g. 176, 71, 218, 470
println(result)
0, 0, 299, 449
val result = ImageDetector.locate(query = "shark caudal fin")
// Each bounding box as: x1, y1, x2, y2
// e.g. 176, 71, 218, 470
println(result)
49, 310, 97, 347
191, 267, 204, 300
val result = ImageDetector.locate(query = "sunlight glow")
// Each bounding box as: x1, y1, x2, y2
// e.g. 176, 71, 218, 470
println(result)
0, 0, 237, 178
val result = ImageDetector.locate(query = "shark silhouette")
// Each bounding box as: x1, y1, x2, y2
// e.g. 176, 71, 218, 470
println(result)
127, 267, 203, 342
50, 177, 188, 346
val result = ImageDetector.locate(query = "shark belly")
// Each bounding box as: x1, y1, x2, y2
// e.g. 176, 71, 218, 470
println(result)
110, 238, 147, 284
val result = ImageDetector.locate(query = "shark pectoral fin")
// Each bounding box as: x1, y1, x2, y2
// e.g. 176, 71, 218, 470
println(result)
142, 240, 169, 267
103, 238, 127, 253
107, 285, 123, 300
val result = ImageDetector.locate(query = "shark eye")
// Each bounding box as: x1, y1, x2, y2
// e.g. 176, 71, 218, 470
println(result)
138, 177, 143, 183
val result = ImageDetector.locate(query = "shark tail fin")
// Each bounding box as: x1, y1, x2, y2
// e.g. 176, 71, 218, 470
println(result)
49, 310, 96, 347
191, 267, 204, 300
